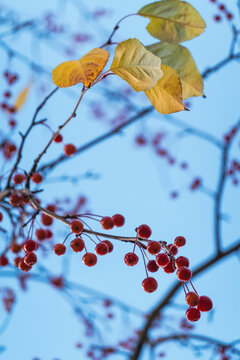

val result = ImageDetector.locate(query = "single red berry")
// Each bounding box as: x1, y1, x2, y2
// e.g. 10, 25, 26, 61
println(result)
70, 238, 85, 252
219, 4, 225, 11
168, 244, 178, 256
23, 240, 37, 252
45, 229, 53, 238
0, 255, 9, 266
13, 173, 25, 185
135, 135, 147, 146
31, 172, 43, 184
156, 253, 169, 267
186, 307, 201, 322
41, 214, 53, 226
163, 261, 175, 273
9, 192, 21, 206
101, 216, 114, 230
46, 204, 56, 212
112, 214, 125, 227
10, 243, 22, 253
24, 252, 37, 266
102, 240, 113, 253
14, 256, 22, 267
19, 259, 32, 272
177, 266, 192, 282
0, 212, 2, 221
36, 228, 46, 241
4, 91, 11, 98
70, 220, 84, 234
174, 236, 186, 247
226, 12, 233, 20
142, 277, 158, 293
186, 292, 199, 307
64, 143, 76, 156
147, 260, 159, 273
137, 224, 152, 239
147, 241, 161, 255
54, 134, 63, 143
214, 15, 221, 22
197, 296, 213, 312
95, 242, 109, 255
53, 243, 66, 256
82, 253, 97, 267
50, 276, 64, 288
124, 252, 139, 266
175, 256, 189, 269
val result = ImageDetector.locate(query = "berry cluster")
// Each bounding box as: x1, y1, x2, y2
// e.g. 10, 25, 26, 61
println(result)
209, 0, 234, 22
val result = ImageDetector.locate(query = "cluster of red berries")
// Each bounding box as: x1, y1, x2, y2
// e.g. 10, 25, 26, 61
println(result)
1, 141, 17, 159
52, 134, 77, 157
209, 0, 234, 22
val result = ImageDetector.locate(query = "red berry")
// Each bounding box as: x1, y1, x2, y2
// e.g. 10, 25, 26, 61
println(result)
163, 261, 175, 273
10, 243, 22, 253
41, 214, 53, 226
46, 204, 56, 212
31, 172, 43, 184
186, 307, 201, 322
168, 244, 178, 256
13, 173, 25, 185
19, 259, 32, 272
175, 256, 189, 269
174, 236, 186, 247
70, 220, 84, 234
147, 260, 159, 273
24, 252, 37, 266
214, 15, 221, 22
23, 240, 37, 252
197, 296, 213, 312
64, 143, 76, 156
137, 224, 152, 239
102, 240, 113, 253
101, 216, 114, 230
0, 212, 2, 221
112, 214, 125, 227
9, 192, 21, 206
95, 242, 109, 255
124, 252, 139, 266
185, 292, 199, 307
0, 255, 8, 266
14, 256, 21, 267
70, 238, 85, 252
82, 253, 97, 267
219, 4, 225, 11
54, 134, 63, 143
53, 243, 66, 256
45, 229, 53, 238
142, 277, 158, 293
147, 241, 161, 255
177, 266, 192, 282
227, 12, 233, 20
36, 228, 46, 241
156, 253, 169, 267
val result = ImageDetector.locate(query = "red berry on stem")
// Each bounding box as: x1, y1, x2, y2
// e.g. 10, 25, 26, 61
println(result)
112, 214, 125, 227
147, 260, 159, 273
142, 277, 158, 293
186, 307, 201, 322
41, 214, 53, 226
186, 292, 199, 307
24, 252, 37, 266
137, 224, 152, 239
54, 134, 63, 143
23, 240, 37, 252
177, 266, 192, 282
10, 243, 21, 253
19, 259, 32, 272
101, 216, 114, 230
175, 256, 189, 269
64, 143, 76, 156
163, 261, 175, 273
168, 244, 178, 256
53, 243, 66, 256
147, 241, 161, 255
70, 238, 85, 252
9, 193, 21, 207
13, 173, 25, 185
31, 172, 43, 184
82, 253, 97, 267
14, 256, 22, 267
156, 253, 169, 267
0, 255, 9, 266
197, 296, 213, 312
124, 252, 139, 266
70, 220, 84, 234
36, 228, 46, 241
95, 242, 109, 255
102, 240, 113, 253
174, 236, 186, 247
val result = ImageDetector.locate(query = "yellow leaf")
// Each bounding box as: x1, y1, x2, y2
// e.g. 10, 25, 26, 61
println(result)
147, 42, 203, 99
14, 84, 31, 111
145, 64, 184, 114
110, 38, 163, 92
52, 48, 110, 88
138, 0, 206, 44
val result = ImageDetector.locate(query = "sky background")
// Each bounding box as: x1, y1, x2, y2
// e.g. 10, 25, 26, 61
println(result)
0, 0, 240, 359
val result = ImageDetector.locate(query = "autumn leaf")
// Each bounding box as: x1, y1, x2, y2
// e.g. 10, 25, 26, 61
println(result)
14, 83, 31, 111
52, 48, 110, 88
110, 38, 163, 92
145, 64, 184, 114
138, 0, 206, 44
147, 42, 203, 99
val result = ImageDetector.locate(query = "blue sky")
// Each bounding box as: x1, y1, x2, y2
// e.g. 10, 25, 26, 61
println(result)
0, 0, 240, 359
